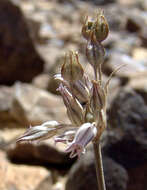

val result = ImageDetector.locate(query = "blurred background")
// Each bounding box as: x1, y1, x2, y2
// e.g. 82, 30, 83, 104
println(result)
0, 0, 147, 190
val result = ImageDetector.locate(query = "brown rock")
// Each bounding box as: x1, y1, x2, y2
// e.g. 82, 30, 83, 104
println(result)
0, 0, 44, 85
6, 142, 72, 166
0, 150, 51, 190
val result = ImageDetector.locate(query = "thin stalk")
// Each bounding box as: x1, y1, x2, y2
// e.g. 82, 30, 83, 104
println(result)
93, 141, 106, 190
94, 66, 98, 81
98, 64, 102, 85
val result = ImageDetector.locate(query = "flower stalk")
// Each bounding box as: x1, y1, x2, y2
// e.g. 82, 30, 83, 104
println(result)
93, 142, 106, 190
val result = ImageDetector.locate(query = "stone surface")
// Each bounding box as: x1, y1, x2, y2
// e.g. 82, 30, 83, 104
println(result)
106, 88, 147, 168
125, 9, 147, 33
0, 150, 51, 190
132, 47, 147, 63
32, 74, 50, 90
10, 82, 69, 126
0, 0, 44, 85
127, 163, 147, 190
127, 73, 147, 104
6, 141, 72, 166
0, 86, 14, 123
0, 128, 25, 149
108, 52, 147, 78
66, 149, 128, 190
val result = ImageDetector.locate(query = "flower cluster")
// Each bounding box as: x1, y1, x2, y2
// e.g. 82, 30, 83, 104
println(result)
17, 10, 110, 158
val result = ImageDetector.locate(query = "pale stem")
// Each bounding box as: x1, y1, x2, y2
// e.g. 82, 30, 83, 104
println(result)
98, 64, 102, 85
93, 141, 106, 190
94, 66, 98, 81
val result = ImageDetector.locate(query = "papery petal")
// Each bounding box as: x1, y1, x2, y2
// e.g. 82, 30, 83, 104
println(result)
73, 122, 97, 147
54, 129, 76, 144
66, 143, 84, 158
65, 123, 97, 158
16, 121, 74, 143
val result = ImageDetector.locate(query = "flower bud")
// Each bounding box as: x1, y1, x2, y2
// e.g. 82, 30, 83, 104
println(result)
94, 10, 109, 42
58, 84, 84, 126
61, 51, 84, 83
16, 121, 60, 143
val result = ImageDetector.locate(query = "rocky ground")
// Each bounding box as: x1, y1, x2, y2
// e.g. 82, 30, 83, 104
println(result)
0, 0, 147, 190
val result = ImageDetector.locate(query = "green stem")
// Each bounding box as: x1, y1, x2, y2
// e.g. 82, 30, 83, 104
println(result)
93, 141, 106, 190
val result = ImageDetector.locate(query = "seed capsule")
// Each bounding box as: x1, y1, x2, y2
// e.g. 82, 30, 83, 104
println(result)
90, 80, 106, 119
94, 10, 109, 42
61, 51, 84, 83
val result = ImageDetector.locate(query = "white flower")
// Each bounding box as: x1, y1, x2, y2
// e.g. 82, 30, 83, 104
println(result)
65, 123, 97, 158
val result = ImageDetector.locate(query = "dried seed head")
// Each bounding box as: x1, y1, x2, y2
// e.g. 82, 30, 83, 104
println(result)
61, 51, 84, 83
94, 10, 109, 42
81, 16, 94, 40
82, 10, 109, 43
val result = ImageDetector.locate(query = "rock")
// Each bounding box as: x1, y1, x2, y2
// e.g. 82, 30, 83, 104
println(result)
127, 72, 147, 104
125, 9, 146, 33
108, 52, 147, 78
139, 0, 147, 11
132, 47, 147, 63
0, 128, 25, 148
6, 141, 72, 166
0, 86, 14, 123
36, 175, 66, 190
35, 176, 53, 190
0, 85, 24, 129
0, 0, 44, 85
0, 150, 51, 190
127, 163, 147, 190
104, 5, 126, 31
106, 88, 147, 169
32, 74, 51, 90
10, 82, 69, 126
111, 34, 141, 55
66, 149, 128, 190
139, 26, 147, 47
79, 0, 115, 5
